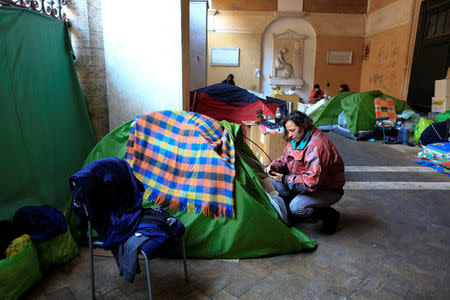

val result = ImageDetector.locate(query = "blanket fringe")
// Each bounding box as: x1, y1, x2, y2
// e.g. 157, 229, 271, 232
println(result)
187, 202, 196, 214
169, 199, 180, 211
202, 204, 210, 216
155, 194, 165, 206
146, 189, 235, 218
218, 206, 226, 217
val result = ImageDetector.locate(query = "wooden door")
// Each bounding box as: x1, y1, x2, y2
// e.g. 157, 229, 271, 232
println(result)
407, 0, 450, 112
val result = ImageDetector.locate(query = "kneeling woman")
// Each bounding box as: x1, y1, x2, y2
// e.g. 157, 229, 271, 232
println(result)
265, 111, 345, 234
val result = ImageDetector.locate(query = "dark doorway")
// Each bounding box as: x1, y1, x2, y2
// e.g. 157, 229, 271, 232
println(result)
407, 0, 450, 112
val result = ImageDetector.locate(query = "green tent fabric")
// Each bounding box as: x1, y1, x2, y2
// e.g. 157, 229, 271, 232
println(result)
0, 7, 96, 220
312, 90, 412, 136
312, 91, 355, 128
77, 119, 316, 258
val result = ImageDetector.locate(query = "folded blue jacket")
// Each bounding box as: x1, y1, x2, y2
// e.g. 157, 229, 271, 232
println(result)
69, 158, 144, 250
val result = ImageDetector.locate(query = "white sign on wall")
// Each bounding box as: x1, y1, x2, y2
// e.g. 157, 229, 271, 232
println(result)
327, 50, 353, 65
210, 47, 239, 66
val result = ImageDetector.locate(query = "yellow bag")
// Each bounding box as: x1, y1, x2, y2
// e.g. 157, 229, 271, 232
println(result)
5, 234, 31, 258
0, 238, 42, 300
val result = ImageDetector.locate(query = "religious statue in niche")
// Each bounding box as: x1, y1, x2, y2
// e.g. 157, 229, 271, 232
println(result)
274, 48, 294, 79
270, 30, 306, 90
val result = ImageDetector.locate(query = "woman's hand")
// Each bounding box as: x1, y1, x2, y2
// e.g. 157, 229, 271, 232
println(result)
268, 171, 283, 182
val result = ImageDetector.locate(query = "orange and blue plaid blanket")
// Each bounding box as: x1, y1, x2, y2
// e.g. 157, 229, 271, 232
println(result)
125, 110, 236, 218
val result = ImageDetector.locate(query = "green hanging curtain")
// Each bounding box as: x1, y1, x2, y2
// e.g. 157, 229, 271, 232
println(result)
0, 7, 96, 220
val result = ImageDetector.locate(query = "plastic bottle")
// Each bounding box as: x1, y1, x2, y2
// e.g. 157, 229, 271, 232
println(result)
275, 107, 281, 119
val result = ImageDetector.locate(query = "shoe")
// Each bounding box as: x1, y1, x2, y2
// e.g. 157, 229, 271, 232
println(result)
269, 195, 290, 226
313, 207, 340, 234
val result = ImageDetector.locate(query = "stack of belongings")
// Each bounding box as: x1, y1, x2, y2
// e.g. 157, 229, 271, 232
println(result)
70, 157, 185, 282
12, 205, 78, 267
415, 142, 450, 176
1, 205, 77, 300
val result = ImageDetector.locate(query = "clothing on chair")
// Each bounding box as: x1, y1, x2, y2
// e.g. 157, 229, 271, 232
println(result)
111, 208, 186, 282
112, 234, 150, 282
139, 207, 185, 243
69, 158, 188, 297
69, 158, 186, 281
69, 158, 145, 250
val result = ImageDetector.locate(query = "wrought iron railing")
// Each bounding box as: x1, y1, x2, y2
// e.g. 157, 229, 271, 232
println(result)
0, 0, 67, 21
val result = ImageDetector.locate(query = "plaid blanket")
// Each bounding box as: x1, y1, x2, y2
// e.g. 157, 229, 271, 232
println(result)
125, 110, 236, 218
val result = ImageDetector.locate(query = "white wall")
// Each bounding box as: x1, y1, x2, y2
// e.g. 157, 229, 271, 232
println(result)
102, 0, 184, 130
261, 17, 316, 101
190, 1, 208, 91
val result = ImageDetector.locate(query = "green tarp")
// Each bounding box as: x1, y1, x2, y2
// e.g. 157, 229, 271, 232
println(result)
79, 120, 315, 258
0, 7, 96, 220
312, 90, 412, 135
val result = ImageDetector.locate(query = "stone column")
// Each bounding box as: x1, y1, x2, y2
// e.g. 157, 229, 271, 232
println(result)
66, 0, 109, 141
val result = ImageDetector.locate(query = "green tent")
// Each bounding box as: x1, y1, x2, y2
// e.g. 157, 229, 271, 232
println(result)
312, 90, 412, 139
312, 91, 355, 129
0, 7, 96, 220
77, 119, 316, 258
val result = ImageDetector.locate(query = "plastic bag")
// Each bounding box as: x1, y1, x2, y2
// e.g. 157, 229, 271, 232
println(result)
435, 110, 450, 122
0, 240, 42, 300
36, 229, 78, 268
414, 118, 433, 144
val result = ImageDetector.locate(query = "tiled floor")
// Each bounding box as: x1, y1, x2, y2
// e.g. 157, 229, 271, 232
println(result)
23, 134, 450, 299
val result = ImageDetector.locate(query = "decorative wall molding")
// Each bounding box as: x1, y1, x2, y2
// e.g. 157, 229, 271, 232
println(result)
270, 30, 306, 90
274, 11, 306, 17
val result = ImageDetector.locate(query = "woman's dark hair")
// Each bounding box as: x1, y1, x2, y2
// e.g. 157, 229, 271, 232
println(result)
282, 111, 314, 140
228, 74, 234, 79
313, 84, 320, 89
339, 84, 350, 92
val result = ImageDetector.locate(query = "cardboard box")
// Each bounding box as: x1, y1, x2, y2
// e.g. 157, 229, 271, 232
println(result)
435, 79, 450, 97
241, 121, 260, 153
256, 127, 287, 166
431, 96, 449, 113
274, 94, 304, 115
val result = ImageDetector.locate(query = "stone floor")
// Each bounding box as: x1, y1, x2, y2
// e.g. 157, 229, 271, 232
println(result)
23, 133, 450, 299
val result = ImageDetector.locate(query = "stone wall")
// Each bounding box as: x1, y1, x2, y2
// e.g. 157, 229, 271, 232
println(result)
66, 0, 109, 141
